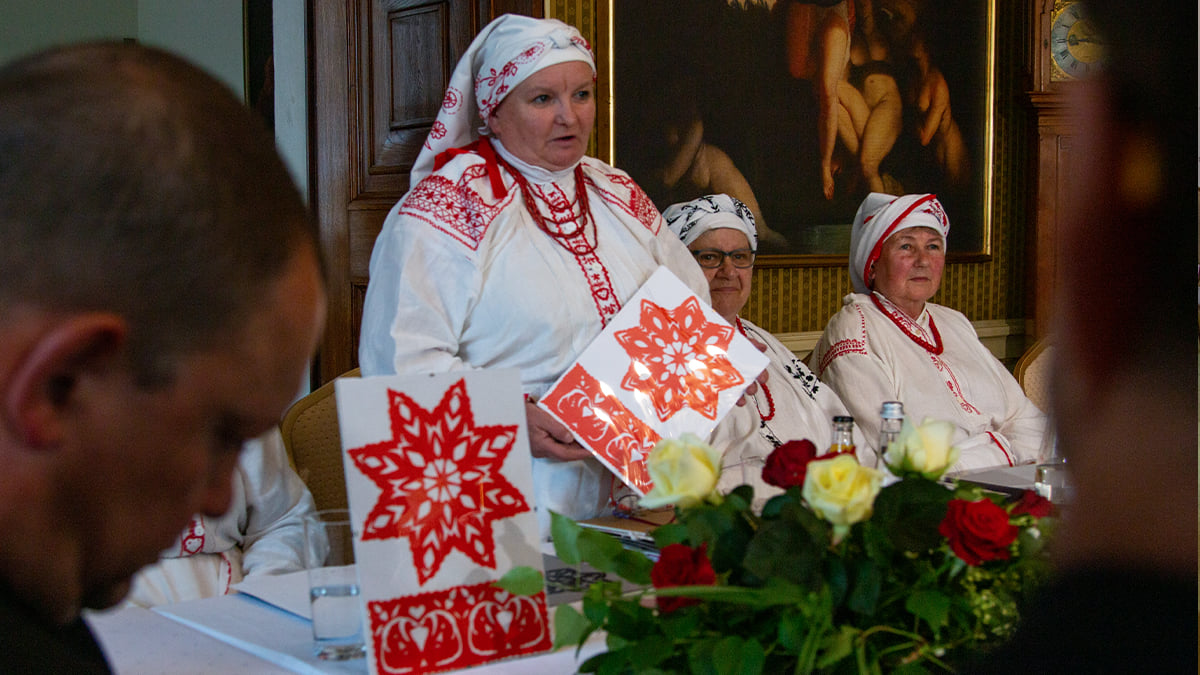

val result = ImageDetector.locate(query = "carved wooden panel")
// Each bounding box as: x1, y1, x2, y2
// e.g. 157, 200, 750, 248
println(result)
354, 0, 476, 199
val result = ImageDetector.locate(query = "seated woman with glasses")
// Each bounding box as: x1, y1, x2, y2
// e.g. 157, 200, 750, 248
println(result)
664, 195, 861, 501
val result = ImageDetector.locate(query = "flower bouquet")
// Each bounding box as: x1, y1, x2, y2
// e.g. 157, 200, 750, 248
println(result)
498, 419, 1055, 674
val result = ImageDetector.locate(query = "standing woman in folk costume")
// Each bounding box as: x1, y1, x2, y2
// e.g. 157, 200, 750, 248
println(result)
809, 192, 1047, 472
359, 14, 710, 536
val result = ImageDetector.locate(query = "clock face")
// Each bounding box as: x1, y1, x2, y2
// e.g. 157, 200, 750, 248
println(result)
1050, 2, 1106, 81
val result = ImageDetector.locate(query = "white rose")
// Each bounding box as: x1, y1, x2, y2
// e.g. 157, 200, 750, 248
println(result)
639, 434, 723, 509
883, 417, 961, 480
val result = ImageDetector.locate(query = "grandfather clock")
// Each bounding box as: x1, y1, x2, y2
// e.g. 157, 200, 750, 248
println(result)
1024, 0, 1107, 339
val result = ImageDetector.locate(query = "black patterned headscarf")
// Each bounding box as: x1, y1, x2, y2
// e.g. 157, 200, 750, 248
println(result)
662, 194, 758, 250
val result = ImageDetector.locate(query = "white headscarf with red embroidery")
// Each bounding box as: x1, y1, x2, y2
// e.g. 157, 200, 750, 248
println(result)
411, 14, 594, 186
849, 192, 950, 294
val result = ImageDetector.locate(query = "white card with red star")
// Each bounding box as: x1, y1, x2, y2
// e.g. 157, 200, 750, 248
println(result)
538, 266, 768, 495
335, 369, 552, 674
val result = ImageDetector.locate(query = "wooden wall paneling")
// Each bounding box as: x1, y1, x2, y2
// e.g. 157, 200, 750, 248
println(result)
311, 0, 355, 385
311, 0, 485, 385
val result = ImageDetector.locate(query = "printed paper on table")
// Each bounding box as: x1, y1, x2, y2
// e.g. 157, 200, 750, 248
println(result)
335, 369, 551, 674
538, 266, 769, 495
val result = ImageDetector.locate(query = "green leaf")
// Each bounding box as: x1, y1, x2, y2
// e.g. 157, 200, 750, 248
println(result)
551, 511, 583, 565
906, 588, 951, 631
686, 638, 721, 675
815, 625, 858, 669
551, 604, 594, 650
743, 517, 823, 586
628, 634, 675, 668
682, 506, 749, 573
777, 610, 806, 651
661, 609, 702, 640
576, 527, 628, 572
872, 478, 953, 552
846, 558, 882, 615
825, 556, 848, 608
726, 484, 754, 509
492, 566, 543, 596
581, 588, 613, 625
611, 548, 654, 585
759, 488, 802, 519
651, 522, 689, 547
709, 635, 766, 675
603, 594, 659, 641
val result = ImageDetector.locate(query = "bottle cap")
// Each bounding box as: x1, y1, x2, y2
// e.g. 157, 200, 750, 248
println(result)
880, 401, 904, 419
833, 415, 854, 424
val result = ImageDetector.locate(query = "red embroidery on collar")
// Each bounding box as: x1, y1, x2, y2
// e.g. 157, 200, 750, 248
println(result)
495, 153, 597, 256
870, 294, 943, 355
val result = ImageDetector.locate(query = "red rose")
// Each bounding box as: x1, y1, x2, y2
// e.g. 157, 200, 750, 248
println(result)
650, 543, 717, 613
762, 439, 820, 488
938, 499, 1019, 566
1009, 489, 1054, 518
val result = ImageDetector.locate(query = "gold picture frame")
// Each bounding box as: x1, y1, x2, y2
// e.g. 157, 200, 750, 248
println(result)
594, 0, 995, 267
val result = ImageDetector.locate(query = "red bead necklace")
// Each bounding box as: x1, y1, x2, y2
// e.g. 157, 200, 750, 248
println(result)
736, 318, 775, 422
496, 155, 596, 256
870, 294, 944, 355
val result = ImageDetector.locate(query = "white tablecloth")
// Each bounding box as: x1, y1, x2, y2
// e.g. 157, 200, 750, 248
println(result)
87, 565, 607, 674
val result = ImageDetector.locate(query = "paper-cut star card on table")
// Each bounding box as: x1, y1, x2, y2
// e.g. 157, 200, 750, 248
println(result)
336, 369, 551, 675
538, 266, 769, 495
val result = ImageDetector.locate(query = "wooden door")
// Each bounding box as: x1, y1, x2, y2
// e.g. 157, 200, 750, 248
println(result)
309, 0, 541, 386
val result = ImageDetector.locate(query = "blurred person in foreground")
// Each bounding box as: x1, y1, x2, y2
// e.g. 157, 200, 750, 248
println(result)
123, 429, 318, 608
970, 0, 1196, 670
0, 43, 326, 671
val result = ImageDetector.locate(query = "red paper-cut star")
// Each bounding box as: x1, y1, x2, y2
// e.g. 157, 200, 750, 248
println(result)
613, 297, 746, 421
347, 379, 529, 585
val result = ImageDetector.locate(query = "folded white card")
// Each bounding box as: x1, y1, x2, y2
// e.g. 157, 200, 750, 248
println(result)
538, 266, 768, 495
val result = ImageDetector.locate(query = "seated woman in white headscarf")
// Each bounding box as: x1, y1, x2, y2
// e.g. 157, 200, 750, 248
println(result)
663, 195, 861, 498
358, 14, 710, 536
809, 192, 1047, 473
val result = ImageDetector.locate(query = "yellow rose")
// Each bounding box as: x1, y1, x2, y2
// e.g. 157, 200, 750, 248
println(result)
802, 454, 883, 539
883, 417, 961, 480
639, 434, 723, 509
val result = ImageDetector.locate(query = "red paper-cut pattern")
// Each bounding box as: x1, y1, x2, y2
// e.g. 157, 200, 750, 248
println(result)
540, 364, 660, 493
614, 296, 746, 421
369, 581, 551, 674
347, 379, 529, 585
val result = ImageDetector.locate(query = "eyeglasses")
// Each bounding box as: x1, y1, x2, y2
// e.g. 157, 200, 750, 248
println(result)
691, 248, 756, 269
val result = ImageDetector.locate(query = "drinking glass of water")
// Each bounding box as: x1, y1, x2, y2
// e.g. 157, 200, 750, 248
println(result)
304, 509, 365, 660
1033, 422, 1073, 504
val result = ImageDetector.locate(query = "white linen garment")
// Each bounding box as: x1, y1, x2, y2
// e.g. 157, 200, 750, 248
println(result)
359, 140, 711, 536
123, 429, 317, 607
712, 318, 863, 500
809, 292, 1047, 473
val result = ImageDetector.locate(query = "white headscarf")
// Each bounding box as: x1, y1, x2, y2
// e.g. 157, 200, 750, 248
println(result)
662, 194, 758, 250
849, 192, 950, 294
410, 14, 595, 186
